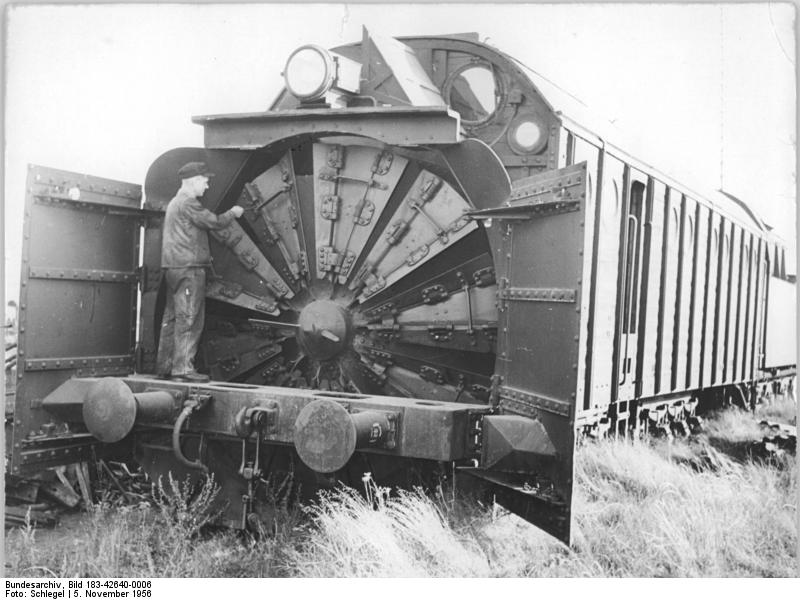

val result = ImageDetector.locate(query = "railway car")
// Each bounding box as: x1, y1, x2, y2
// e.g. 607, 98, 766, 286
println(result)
6, 30, 795, 545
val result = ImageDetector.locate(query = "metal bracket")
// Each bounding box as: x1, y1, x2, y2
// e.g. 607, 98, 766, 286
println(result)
363, 348, 393, 367
498, 287, 576, 303
319, 172, 388, 191
427, 322, 454, 342
233, 403, 279, 438
338, 251, 356, 278
28, 267, 139, 283
24, 355, 133, 372
499, 386, 571, 418
362, 271, 386, 296
385, 220, 410, 246
33, 194, 156, 221
418, 176, 443, 202
469, 199, 580, 220
215, 281, 243, 299
327, 145, 345, 169
419, 365, 446, 384
472, 266, 495, 288
236, 249, 259, 271
421, 284, 449, 305
318, 246, 339, 272
320, 195, 340, 221
364, 302, 396, 320
213, 226, 244, 248
353, 200, 375, 226
372, 150, 394, 176
266, 278, 290, 299
405, 244, 430, 267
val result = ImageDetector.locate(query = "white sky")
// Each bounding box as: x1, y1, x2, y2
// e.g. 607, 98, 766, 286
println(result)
3, 2, 796, 303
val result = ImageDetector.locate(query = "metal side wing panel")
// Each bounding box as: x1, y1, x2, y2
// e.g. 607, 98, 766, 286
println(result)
469, 161, 589, 545
9, 165, 145, 474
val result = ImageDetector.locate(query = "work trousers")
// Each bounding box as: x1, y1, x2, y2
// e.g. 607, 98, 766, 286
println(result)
155, 267, 206, 376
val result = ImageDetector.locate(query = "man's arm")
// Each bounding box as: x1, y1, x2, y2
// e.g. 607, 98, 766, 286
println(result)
183, 198, 244, 230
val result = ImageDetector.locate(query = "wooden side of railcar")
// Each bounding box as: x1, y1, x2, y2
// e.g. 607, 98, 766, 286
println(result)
560, 123, 776, 430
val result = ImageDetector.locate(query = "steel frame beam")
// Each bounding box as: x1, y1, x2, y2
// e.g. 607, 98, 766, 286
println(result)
193, 107, 463, 149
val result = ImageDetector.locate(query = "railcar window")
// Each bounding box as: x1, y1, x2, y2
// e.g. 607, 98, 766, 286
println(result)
510, 120, 546, 153
723, 232, 730, 268
623, 181, 646, 334
603, 180, 620, 227
447, 64, 499, 124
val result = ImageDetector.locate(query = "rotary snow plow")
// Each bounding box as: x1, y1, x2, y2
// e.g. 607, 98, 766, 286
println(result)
8, 30, 586, 544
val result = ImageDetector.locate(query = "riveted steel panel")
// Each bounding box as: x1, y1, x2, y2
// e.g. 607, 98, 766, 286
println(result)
10, 165, 142, 474
492, 161, 588, 544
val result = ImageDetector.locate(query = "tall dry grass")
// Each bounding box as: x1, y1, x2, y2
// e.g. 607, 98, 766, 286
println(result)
5, 402, 797, 577
5, 474, 299, 577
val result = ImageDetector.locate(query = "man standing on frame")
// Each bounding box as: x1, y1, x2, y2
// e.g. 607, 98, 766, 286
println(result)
156, 161, 244, 382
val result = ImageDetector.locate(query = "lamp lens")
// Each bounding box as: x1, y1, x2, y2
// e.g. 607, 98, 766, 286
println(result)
286, 47, 329, 98
513, 121, 543, 151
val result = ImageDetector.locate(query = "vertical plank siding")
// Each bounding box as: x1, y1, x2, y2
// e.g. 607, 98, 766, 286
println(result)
563, 126, 778, 427
588, 155, 625, 413
689, 204, 708, 388
658, 189, 681, 392
637, 180, 665, 398
674, 196, 695, 389
725, 225, 742, 382
714, 220, 731, 384
738, 234, 753, 382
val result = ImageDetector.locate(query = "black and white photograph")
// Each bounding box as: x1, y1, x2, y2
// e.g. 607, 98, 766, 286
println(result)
2, 2, 797, 581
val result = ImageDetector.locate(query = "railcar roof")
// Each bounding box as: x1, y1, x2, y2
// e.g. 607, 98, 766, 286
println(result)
508, 56, 769, 233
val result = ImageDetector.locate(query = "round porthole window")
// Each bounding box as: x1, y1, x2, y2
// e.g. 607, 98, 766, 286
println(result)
508, 119, 547, 154
445, 63, 500, 125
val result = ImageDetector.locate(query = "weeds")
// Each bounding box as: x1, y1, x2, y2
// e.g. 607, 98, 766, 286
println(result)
5, 473, 298, 577
5, 407, 797, 577
286, 478, 490, 577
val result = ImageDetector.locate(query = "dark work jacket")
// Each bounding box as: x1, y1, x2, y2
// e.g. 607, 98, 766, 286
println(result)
161, 190, 238, 268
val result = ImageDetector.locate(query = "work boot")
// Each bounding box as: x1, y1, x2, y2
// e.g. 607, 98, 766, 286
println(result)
156, 372, 171, 380
172, 371, 210, 383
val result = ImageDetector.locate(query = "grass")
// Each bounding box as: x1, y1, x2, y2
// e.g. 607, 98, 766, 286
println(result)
5, 401, 797, 577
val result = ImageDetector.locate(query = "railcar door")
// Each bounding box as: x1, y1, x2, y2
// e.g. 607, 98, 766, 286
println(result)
615, 168, 648, 423
7, 165, 151, 475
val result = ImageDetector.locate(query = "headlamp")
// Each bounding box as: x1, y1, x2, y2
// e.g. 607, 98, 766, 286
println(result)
283, 44, 361, 103
284, 45, 336, 101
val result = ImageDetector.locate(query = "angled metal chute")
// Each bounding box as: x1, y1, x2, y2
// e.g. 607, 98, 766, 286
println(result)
439, 138, 511, 210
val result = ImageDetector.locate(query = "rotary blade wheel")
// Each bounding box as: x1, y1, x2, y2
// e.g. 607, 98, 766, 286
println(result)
197, 136, 498, 405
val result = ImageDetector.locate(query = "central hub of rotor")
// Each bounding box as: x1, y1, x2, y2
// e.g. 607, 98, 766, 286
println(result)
296, 300, 351, 361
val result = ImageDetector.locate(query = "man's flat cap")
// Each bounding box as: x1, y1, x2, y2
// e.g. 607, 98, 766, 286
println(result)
178, 161, 215, 179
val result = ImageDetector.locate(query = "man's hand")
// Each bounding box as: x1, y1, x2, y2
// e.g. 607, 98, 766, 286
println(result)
230, 205, 245, 218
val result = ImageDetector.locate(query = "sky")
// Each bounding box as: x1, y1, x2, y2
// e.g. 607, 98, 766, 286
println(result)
3, 2, 796, 304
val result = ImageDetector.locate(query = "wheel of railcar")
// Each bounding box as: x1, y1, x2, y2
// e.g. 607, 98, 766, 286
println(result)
195, 136, 498, 406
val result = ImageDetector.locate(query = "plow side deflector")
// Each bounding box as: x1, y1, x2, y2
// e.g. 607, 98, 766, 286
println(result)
467, 162, 589, 544
9, 165, 145, 474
